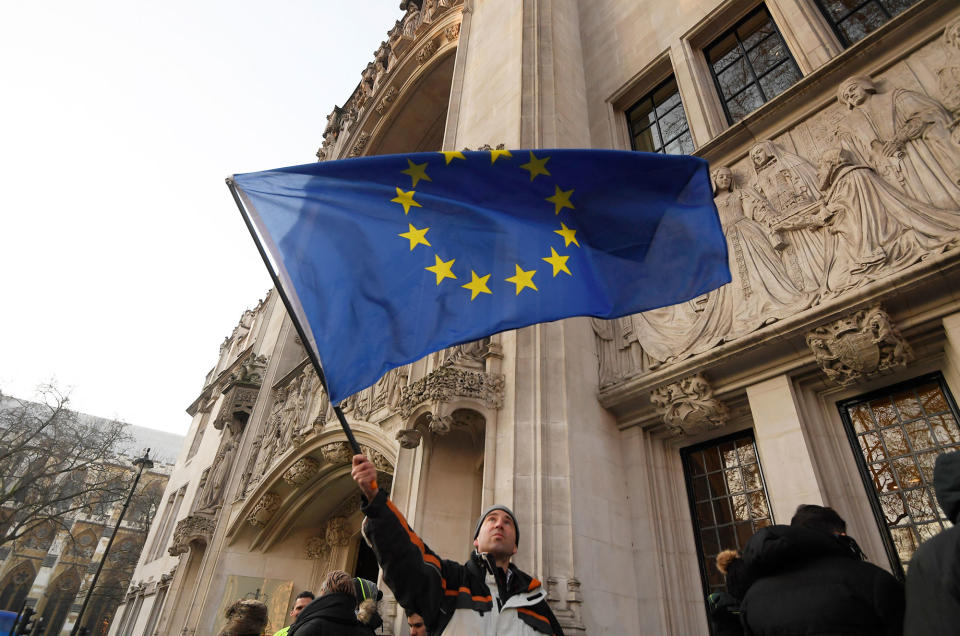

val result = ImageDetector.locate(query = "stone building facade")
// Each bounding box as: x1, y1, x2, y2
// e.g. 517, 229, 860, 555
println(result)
117, 0, 960, 633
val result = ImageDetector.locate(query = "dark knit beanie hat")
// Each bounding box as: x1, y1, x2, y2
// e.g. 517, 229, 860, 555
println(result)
473, 504, 519, 547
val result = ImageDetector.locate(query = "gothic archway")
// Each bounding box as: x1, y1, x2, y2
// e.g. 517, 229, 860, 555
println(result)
0, 560, 36, 611
39, 568, 81, 635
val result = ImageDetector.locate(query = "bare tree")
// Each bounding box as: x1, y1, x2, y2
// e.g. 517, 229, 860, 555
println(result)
0, 385, 137, 547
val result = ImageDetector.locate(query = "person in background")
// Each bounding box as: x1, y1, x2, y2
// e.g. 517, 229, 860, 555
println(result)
407, 611, 428, 636
217, 599, 269, 636
904, 451, 960, 635
726, 504, 903, 635
274, 590, 315, 636
288, 571, 382, 636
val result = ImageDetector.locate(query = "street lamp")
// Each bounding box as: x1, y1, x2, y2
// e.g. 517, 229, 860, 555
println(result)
71, 449, 153, 636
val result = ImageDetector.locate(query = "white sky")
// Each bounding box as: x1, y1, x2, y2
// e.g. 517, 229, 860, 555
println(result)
0, 1, 399, 435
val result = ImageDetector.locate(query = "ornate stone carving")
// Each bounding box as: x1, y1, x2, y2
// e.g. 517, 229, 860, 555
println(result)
168, 515, 216, 556
320, 441, 353, 465
937, 18, 960, 140
376, 85, 398, 115
546, 577, 585, 632
246, 492, 282, 528
282, 457, 321, 487
650, 374, 729, 437
348, 132, 370, 158
806, 306, 914, 385
444, 22, 460, 42
325, 517, 351, 547
229, 354, 268, 386
835, 75, 960, 209
398, 366, 505, 417
198, 423, 241, 510
396, 428, 423, 449
417, 39, 438, 65
305, 535, 328, 560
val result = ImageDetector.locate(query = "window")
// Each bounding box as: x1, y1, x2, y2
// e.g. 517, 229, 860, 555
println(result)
814, 0, 921, 47
147, 486, 185, 561
682, 431, 774, 598
140, 583, 168, 636
839, 373, 960, 576
626, 76, 694, 155
705, 5, 803, 124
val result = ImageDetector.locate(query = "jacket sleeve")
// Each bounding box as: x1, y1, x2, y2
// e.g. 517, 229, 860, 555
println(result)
361, 489, 458, 628
871, 568, 905, 636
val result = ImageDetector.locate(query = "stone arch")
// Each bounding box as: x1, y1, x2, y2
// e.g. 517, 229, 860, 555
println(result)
414, 406, 486, 560
0, 560, 36, 611
68, 527, 100, 559
38, 567, 81, 635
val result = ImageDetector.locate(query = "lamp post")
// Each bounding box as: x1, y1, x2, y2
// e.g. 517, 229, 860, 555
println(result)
70, 449, 153, 636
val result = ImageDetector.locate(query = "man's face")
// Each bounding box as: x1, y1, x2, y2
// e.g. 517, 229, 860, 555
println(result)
407, 612, 427, 636
291, 596, 312, 619
473, 510, 518, 558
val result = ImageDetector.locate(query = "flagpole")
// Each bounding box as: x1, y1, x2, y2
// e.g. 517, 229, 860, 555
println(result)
226, 177, 365, 458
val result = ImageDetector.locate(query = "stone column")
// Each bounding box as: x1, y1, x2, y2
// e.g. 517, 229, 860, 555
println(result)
746, 375, 824, 523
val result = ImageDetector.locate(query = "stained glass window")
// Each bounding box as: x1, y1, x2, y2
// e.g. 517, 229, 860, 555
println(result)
839, 374, 960, 575
682, 431, 773, 597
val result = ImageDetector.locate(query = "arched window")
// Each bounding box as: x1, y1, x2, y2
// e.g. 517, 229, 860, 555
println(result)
80, 578, 124, 636
40, 569, 81, 635
0, 561, 37, 611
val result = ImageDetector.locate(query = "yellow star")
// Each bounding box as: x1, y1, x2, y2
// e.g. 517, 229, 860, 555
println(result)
399, 223, 431, 251
505, 264, 538, 295
391, 187, 422, 215
461, 270, 492, 300
401, 159, 431, 187
554, 222, 579, 247
542, 247, 571, 277
490, 149, 513, 164
520, 151, 551, 181
425, 255, 457, 285
440, 150, 466, 165
546, 186, 575, 215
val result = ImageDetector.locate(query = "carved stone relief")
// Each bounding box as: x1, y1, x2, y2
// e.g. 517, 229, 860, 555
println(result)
601, 53, 960, 380
650, 374, 729, 437
168, 516, 216, 556
546, 577, 585, 633
246, 492, 282, 528
398, 365, 505, 417
396, 428, 423, 449
320, 442, 354, 466
806, 305, 914, 385
348, 132, 370, 158
417, 39, 438, 65
282, 457, 321, 487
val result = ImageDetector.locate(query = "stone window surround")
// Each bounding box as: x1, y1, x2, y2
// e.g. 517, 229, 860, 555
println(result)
607, 0, 955, 150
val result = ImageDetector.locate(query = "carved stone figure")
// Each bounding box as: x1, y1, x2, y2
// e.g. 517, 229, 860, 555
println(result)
169, 516, 216, 556
349, 132, 370, 158
806, 306, 914, 385
650, 374, 729, 437
417, 40, 438, 65
200, 428, 239, 509
306, 534, 328, 560
397, 366, 505, 416
396, 428, 423, 449
634, 167, 812, 364
814, 147, 959, 296
282, 457, 321, 487
325, 517, 351, 547
749, 140, 826, 293
247, 492, 282, 528
320, 442, 353, 465
937, 18, 960, 139
836, 75, 960, 209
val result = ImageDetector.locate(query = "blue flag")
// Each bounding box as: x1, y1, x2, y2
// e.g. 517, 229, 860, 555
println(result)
230, 149, 730, 403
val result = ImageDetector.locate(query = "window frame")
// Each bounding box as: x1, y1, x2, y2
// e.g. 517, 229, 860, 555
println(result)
704, 4, 803, 125
812, 0, 919, 48
680, 429, 775, 603
625, 75, 694, 155
837, 372, 960, 579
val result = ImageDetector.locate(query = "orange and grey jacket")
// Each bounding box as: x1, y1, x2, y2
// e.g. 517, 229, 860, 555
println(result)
361, 490, 564, 636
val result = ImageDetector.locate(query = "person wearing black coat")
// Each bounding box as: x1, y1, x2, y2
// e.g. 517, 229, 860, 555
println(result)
904, 450, 960, 635
288, 571, 383, 636
726, 505, 904, 636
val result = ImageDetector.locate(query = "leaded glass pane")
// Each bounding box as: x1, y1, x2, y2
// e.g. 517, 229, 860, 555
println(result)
758, 61, 802, 100
627, 76, 692, 155
726, 84, 765, 123
842, 376, 960, 572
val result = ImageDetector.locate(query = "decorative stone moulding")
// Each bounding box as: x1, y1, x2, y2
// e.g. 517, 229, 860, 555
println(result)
396, 428, 423, 449
320, 441, 354, 466
246, 492, 282, 528
348, 132, 370, 158
168, 515, 216, 556
416, 39, 438, 65
805, 305, 914, 385
305, 535, 328, 560
398, 366, 505, 417
282, 457, 321, 487
650, 374, 729, 437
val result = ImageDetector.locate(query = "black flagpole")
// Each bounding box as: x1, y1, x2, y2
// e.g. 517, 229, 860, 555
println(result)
226, 177, 364, 457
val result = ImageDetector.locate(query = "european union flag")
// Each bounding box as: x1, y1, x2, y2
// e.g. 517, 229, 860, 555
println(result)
230, 149, 729, 403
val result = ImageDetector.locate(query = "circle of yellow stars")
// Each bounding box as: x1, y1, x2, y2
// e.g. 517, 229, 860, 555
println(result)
390, 150, 581, 301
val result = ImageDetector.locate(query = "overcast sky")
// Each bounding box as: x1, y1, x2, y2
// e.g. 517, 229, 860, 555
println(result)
1, 1, 399, 435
